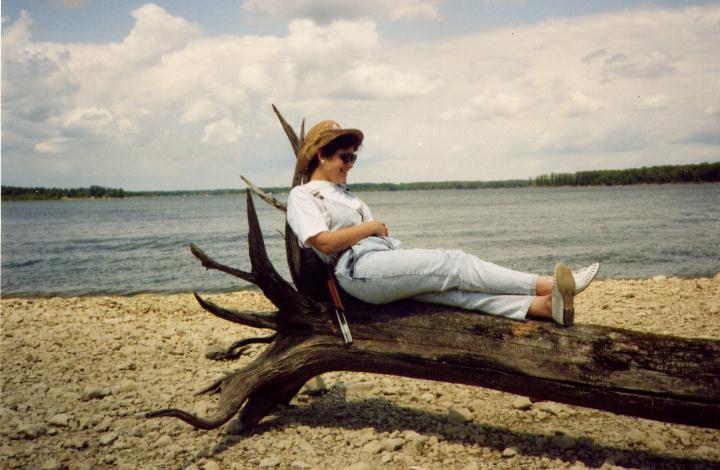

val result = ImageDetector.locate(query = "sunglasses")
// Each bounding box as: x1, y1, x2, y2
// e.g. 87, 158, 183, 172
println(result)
337, 152, 358, 165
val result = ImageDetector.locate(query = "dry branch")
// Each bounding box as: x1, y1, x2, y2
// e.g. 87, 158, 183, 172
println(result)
189, 243, 255, 283
240, 175, 286, 213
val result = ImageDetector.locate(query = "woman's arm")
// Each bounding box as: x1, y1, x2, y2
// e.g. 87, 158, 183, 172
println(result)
307, 220, 388, 255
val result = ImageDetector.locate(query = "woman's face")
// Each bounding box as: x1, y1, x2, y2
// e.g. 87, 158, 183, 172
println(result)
318, 146, 356, 185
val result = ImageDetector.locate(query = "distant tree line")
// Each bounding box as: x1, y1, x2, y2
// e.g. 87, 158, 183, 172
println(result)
346, 179, 529, 192
3, 162, 718, 200
530, 162, 720, 187
1, 185, 125, 201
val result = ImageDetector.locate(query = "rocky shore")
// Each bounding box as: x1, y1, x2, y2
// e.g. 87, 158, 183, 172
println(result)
1, 275, 719, 469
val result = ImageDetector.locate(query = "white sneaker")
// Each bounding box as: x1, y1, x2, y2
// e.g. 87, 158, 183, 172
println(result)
573, 263, 600, 295
552, 263, 576, 327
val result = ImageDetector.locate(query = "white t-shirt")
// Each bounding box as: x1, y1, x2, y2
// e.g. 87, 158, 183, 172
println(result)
287, 180, 374, 249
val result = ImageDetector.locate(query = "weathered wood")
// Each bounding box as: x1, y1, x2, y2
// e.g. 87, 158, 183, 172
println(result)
146, 189, 720, 432
240, 175, 286, 213
144, 105, 720, 435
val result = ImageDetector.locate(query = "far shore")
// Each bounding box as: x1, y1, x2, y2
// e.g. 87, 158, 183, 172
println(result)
2, 180, 719, 202
3, 161, 719, 201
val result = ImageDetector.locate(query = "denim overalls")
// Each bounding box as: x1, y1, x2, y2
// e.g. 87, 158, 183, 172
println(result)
310, 189, 537, 321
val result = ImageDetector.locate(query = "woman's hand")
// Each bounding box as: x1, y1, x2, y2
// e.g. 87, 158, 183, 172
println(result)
307, 220, 390, 254
365, 220, 389, 237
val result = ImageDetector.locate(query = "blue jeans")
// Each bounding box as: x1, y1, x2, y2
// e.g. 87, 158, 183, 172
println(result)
334, 237, 536, 321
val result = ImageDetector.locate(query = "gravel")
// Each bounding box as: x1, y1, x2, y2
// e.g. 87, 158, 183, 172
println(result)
2, 278, 719, 469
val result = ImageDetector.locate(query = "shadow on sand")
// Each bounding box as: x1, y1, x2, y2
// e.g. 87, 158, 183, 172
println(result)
207, 389, 718, 469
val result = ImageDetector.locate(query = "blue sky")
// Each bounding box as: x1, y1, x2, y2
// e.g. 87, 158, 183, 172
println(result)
2, 1, 719, 190
4, 1, 717, 43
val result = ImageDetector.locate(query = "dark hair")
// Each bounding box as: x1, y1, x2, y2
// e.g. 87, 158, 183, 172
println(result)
305, 134, 362, 177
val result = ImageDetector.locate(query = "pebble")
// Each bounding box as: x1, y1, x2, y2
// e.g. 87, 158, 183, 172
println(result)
695, 445, 720, 458
0, 446, 17, 458
448, 407, 473, 423
534, 401, 565, 416
204, 342, 228, 360
117, 360, 137, 370
203, 461, 221, 470
93, 418, 113, 432
512, 397, 533, 410
259, 457, 280, 467
501, 447, 518, 458
381, 437, 405, 451
99, 432, 119, 446
361, 440, 382, 454
346, 381, 375, 394
16, 423, 46, 439
115, 381, 137, 394
568, 462, 589, 470
346, 464, 371, 470
48, 413, 71, 427
40, 459, 62, 470
63, 437, 88, 450
290, 461, 312, 469
301, 376, 328, 395
155, 435, 173, 447
670, 427, 692, 446
81, 387, 112, 401
627, 428, 646, 443
552, 434, 576, 450
112, 438, 133, 450
645, 436, 667, 452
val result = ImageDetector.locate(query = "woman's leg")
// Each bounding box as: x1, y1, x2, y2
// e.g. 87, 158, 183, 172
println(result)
535, 276, 552, 296
413, 290, 534, 321
336, 247, 537, 304
527, 294, 552, 319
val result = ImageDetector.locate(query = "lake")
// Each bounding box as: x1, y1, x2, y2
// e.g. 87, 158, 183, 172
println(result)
1, 184, 718, 297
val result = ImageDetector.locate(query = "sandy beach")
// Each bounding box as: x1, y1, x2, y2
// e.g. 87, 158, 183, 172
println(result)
1, 276, 719, 470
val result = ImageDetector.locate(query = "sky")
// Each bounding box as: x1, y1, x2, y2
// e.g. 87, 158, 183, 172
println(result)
1, 1, 719, 190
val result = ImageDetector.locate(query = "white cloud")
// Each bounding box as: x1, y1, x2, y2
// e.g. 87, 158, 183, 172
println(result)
35, 137, 73, 154
62, 107, 115, 134
180, 99, 220, 124
473, 92, 527, 117
243, 0, 443, 23
641, 94, 671, 110
602, 50, 676, 80
202, 119, 243, 145
286, 19, 379, 71
2, 4, 718, 189
334, 63, 442, 100
561, 91, 608, 116
440, 92, 528, 121
109, 3, 201, 64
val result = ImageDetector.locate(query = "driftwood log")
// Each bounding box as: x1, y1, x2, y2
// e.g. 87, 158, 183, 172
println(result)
145, 106, 720, 433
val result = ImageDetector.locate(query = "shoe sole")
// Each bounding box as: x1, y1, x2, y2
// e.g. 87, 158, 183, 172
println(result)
556, 263, 576, 326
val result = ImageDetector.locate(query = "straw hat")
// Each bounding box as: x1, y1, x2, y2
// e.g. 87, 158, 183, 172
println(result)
298, 120, 364, 173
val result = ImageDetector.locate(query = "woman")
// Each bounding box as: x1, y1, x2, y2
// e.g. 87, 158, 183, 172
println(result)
287, 120, 599, 326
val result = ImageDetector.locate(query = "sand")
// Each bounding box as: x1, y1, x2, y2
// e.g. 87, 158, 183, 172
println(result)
1, 275, 719, 470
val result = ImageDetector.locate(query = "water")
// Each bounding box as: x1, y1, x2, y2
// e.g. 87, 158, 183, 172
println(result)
2, 184, 718, 297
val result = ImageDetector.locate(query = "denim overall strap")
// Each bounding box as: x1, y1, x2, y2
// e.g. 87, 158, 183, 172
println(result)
310, 190, 353, 343
309, 188, 363, 270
